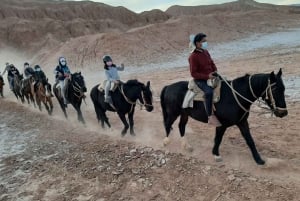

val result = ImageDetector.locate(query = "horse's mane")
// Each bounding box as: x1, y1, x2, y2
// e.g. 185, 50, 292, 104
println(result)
125, 79, 140, 86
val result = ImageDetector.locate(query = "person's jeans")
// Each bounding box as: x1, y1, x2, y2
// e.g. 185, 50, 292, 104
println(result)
195, 80, 214, 116
8, 76, 14, 90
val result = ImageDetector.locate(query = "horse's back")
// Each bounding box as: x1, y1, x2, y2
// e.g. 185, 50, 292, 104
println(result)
161, 81, 188, 104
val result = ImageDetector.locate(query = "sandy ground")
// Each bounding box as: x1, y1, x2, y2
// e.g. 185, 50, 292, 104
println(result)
0, 31, 300, 200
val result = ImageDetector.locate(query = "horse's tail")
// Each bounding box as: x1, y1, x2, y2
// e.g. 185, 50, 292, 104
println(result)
90, 85, 105, 122
160, 86, 168, 127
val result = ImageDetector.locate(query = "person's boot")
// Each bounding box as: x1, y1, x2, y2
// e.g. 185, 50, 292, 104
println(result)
208, 115, 222, 127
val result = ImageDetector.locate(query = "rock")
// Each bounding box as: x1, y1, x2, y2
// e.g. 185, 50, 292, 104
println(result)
227, 174, 235, 181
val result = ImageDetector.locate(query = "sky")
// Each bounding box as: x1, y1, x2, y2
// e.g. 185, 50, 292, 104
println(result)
74, 0, 300, 13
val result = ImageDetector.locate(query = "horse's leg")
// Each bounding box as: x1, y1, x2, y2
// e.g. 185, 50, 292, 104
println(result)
75, 103, 85, 124
48, 98, 53, 115
128, 109, 135, 136
163, 113, 179, 147
179, 113, 193, 152
212, 126, 227, 162
43, 100, 50, 115
30, 92, 36, 107
237, 120, 265, 165
117, 112, 129, 136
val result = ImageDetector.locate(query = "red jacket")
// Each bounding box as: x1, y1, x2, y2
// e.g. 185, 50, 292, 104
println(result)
189, 49, 217, 80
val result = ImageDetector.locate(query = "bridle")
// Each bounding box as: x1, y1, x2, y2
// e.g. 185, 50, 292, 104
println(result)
219, 74, 287, 121
119, 84, 153, 113
71, 76, 86, 100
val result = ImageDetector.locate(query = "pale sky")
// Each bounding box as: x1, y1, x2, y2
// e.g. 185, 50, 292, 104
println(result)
73, 0, 300, 13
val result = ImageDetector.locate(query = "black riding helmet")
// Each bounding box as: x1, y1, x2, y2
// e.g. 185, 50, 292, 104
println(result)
34, 65, 41, 70
102, 55, 112, 63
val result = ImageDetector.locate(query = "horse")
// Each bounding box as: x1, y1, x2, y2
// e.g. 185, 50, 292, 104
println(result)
0, 75, 4, 98
21, 76, 36, 106
53, 72, 87, 124
35, 80, 53, 115
90, 80, 154, 136
12, 73, 25, 103
160, 69, 288, 165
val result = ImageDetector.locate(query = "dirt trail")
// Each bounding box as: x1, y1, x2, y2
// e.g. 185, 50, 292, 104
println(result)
1, 39, 300, 201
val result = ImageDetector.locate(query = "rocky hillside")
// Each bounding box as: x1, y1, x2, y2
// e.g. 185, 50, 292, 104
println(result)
0, 0, 170, 51
1, 0, 300, 71
166, 0, 300, 16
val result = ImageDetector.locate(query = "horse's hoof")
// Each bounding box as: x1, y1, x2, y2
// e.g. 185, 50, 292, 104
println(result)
121, 131, 126, 137
163, 137, 170, 146
130, 132, 136, 136
214, 155, 223, 162
256, 159, 265, 165
186, 146, 193, 152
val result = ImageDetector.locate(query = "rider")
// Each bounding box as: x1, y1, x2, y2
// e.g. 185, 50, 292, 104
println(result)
2, 64, 20, 90
54, 56, 71, 106
188, 32, 221, 126
23, 62, 34, 79
103, 55, 124, 104
22, 62, 35, 90
33, 65, 53, 96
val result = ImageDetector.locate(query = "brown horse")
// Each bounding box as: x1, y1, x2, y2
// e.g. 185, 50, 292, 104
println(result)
0, 75, 4, 98
35, 82, 53, 115
22, 76, 36, 106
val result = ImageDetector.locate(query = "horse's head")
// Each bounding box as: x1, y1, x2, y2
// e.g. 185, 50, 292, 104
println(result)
262, 69, 288, 118
71, 72, 87, 93
140, 81, 154, 112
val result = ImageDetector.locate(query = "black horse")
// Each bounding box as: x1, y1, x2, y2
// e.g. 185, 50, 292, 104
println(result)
0, 75, 4, 98
13, 73, 25, 103
54, 72, 87, 124
90, 80, 154, 136
160, 69, 288, 165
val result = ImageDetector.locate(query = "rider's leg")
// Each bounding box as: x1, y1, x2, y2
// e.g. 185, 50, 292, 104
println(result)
8, 76, 13, 90
59, 80, 67, 105
104, 81, 112, 103
196, 80, 221, 126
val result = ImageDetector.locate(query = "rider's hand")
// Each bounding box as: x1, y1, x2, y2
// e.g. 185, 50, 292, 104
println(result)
208, 72, 215, 79
114, 80, 120, 84
58, 72, 63, 77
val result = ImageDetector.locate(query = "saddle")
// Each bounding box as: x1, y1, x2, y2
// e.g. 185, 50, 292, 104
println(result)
97, 80, 119, 92
182, 78, 222, 108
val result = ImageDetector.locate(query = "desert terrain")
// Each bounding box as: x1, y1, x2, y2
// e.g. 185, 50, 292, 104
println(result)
0, 0, 300, 200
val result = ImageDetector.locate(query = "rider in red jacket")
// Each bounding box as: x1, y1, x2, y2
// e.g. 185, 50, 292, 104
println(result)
188, 33, 221, 126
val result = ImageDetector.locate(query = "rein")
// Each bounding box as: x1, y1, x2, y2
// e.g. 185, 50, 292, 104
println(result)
119, 84, 153, 113
218, 74, 281, 121
72, 79, 85, 100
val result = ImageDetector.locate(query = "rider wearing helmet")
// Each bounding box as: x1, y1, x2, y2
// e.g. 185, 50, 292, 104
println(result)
54, 57, 71, 106
33, 65, 53, 96
23, 62, 34, 79
103, 55, 124, 104
2, 64, 20, 90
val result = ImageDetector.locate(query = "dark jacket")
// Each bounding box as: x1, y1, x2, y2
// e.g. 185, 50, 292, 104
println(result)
189, 49, 217, 80
34, 70, 47, 83
54, 65, 71, 81
24, 67, 35, 77
8, 66, 20, 77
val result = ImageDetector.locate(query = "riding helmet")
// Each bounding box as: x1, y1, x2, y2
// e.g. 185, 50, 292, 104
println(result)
102, 55, 112, 63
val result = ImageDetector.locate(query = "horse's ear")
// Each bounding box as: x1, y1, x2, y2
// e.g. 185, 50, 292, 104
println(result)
146, 81, 150, 88
277, 68, 282, 77
78, 71, 81, 75
270, 71, 276, 81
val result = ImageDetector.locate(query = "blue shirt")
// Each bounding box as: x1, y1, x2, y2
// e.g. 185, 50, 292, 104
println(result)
105, 65, 124, 81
